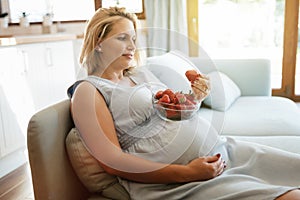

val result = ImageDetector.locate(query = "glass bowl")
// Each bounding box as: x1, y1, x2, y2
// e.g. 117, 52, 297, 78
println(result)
152, 95, 200, 121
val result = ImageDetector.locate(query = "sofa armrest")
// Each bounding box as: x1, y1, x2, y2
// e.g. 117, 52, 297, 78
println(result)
27, 100, 90, 200
190, 58, 272, 96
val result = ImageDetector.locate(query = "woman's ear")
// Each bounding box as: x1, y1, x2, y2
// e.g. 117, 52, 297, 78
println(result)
95, 44, 102, 53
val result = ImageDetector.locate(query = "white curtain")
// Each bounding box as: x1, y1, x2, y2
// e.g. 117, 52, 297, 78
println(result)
143, 0, 189, 56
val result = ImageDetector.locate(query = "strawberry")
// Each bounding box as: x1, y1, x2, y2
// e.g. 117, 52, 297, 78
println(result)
166, 109, 180, 120
171, 92, 180, 104
158, 94, 171, 104
155, 90, 164, 99
184, 93, 197, 105
175, 93, 186, 104
175, 103, 186, 110
185, 70, 200, 83
163, 89, 176, 103
167, 102, 177, 109
162, 89, 174, 96
184, 99, 197, 110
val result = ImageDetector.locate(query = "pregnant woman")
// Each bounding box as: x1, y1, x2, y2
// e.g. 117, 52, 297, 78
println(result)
68, 6, 300, 200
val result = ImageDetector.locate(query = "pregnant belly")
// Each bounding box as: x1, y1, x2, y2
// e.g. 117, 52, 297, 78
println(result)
125, 115, 220, 165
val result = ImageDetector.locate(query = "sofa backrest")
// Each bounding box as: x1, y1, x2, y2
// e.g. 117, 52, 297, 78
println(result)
190, 58, 272, 96
27, 99, 90, 200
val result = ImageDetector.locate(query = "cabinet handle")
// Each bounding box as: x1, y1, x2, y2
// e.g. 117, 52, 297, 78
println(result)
21, 50, 29, 73
46, 48, 53, 67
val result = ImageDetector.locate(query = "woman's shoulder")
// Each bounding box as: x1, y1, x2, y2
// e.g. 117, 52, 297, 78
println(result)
67, 80, 96, 99
67, 76, 111, 98
68, 77, 112, 108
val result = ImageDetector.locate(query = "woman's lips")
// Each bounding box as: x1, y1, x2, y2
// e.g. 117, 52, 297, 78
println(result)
122, 54, 133, 59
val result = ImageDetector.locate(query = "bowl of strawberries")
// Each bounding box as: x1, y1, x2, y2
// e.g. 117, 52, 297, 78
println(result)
153, 88, 200, 121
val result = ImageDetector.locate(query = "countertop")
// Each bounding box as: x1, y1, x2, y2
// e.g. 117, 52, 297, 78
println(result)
0, 33, 81, 47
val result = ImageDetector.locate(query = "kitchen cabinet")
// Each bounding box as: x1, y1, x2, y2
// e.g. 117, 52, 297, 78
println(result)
45, 41, 77, 103
19, 40, 76, 111
0, 40, 76, 178
0, 46, 31, 177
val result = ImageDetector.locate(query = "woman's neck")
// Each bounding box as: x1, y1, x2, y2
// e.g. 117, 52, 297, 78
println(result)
92, 70, 135, 86
102, 72, 124, 82
92, 69, 124, 82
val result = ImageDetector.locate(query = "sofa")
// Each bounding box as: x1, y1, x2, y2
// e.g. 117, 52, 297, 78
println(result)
27, 51, 300, 200
146, 51, 300, 154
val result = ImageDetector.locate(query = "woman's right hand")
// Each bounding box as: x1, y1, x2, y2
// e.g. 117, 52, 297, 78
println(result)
184, 154, 226, 182
191, 75, 210, 101
185, 70, 210, 101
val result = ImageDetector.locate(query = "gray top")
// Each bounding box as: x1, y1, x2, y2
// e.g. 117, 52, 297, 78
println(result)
68, 67, 219, 161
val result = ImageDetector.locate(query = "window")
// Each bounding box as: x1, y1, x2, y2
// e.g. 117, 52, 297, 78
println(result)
3, 0, 145, 23
198, 0, 285, 90
101, 0, 143, 13
7, 0, 95, 23
95, 0, 145, 19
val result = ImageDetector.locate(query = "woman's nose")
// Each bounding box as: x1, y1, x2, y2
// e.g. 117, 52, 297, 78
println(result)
127, 40, 136, 51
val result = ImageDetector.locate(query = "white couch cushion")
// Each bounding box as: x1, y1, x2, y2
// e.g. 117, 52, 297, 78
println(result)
146, 51, 199, 93
190, 58, 272, 96
203, 71, 241, 111
222, 96, 300, 136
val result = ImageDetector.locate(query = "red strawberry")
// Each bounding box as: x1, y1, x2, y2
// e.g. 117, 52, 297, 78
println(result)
158, 94, 171, 104
184, 93, 197, 105
175, 103, 186, 110
175, 93, 186, 104
184, 99, 196, 110
166, 109, 180, 120
162, 89, 174, 96
185, 70, 200, 83
155, 90, 164, 99
171, 92, 180, 104
163, 89, 176, 103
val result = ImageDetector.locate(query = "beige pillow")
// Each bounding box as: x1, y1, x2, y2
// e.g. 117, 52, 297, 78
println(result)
65, 128, 130, 199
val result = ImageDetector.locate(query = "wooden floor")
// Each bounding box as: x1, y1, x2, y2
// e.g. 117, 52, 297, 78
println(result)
0, 163, 34, 200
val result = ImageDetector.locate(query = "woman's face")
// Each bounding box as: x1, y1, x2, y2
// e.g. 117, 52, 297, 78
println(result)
98, 18, 136, 73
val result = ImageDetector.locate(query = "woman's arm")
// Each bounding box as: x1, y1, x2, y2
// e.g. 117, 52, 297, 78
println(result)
71, 82, 225, 183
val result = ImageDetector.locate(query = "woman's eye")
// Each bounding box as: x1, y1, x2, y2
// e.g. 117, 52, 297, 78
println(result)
117, 35, 136, 43
117, 36, 126, 41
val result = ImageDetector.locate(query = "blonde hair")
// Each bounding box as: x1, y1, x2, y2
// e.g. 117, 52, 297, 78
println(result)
80, 7, 139, 75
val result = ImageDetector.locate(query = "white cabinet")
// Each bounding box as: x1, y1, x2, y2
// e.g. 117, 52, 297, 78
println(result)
45, 41, 77, 103
0, 40, 76, 178
0, 47, 31, 155
0, 46, 30, 177
19, 40, 76, 111
17, 43, 49, 111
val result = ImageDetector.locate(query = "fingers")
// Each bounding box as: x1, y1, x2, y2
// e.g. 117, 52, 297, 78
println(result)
192, 85, 209, 96
186, 154, 226, 181
191, 86, 209, 101
191, 76, 210, 101
206, 153, 227, 176
215, 154, 226, 176
216, 159, 226, 176
206, 153, 221, 163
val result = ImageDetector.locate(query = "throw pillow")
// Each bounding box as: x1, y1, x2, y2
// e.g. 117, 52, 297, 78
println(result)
65, 128, 130, 199
145, 50, 200, 93
203, 71, 241, 111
